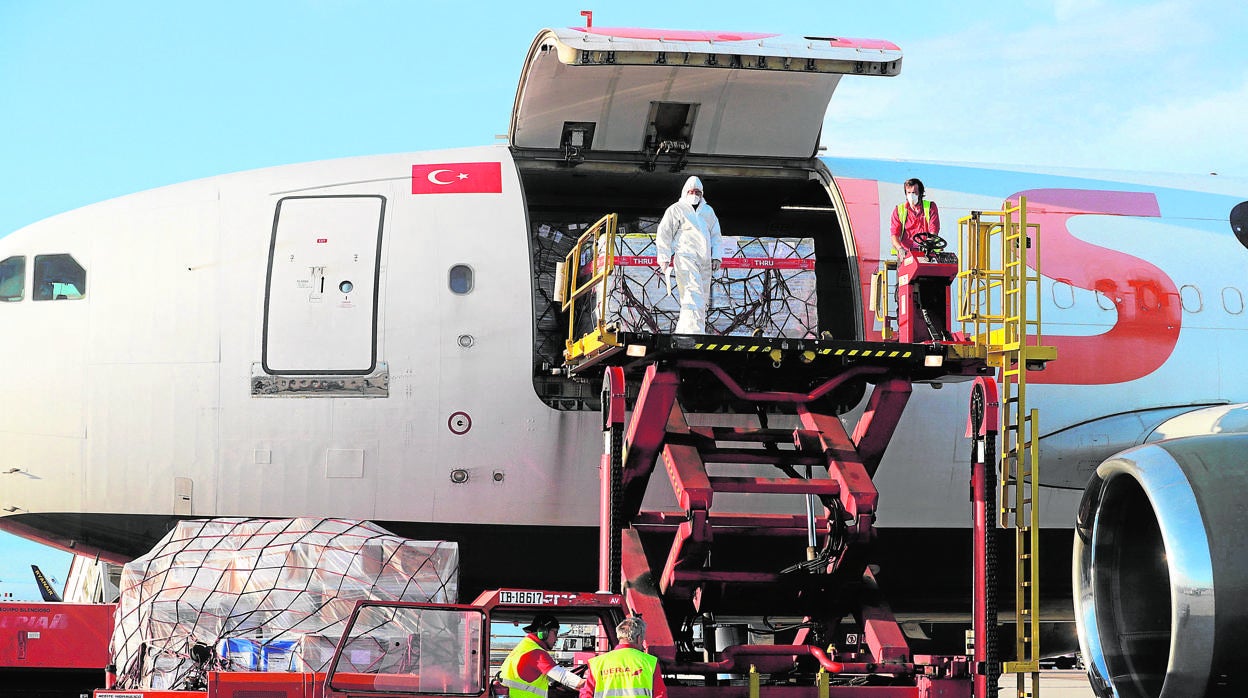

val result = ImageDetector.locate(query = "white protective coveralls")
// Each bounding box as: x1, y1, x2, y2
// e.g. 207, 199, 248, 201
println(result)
656, 176, 722, 334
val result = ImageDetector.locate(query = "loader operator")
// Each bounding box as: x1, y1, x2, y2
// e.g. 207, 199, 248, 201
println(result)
656, 175, 722, 334
499, 613, 586, 698
889, 177, 941, 258
579, 616, 667, 698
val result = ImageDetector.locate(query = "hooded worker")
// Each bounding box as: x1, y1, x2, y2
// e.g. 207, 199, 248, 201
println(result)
498, 613, 585, 698
656, 175, 722, 334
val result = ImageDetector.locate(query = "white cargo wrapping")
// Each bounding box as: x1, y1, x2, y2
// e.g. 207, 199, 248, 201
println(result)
110, 517, 458, 689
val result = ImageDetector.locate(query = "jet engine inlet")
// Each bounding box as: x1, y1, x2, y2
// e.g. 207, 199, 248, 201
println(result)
1074, 433, 1248, 698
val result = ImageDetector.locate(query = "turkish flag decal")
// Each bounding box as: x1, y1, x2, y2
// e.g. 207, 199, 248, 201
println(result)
411, 162, 503, 194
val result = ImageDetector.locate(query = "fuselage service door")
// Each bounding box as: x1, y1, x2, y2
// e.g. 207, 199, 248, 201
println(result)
510, 27, 901, 159
262, 194, 385, 375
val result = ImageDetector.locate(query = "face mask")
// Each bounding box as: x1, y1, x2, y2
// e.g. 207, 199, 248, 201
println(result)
907, 192, 920, 206
683, 193, 702, 206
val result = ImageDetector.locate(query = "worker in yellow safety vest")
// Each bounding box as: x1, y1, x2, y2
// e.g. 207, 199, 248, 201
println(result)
579, 617, 667, 698
889, 177, 941, 257
499, 614, 585, 698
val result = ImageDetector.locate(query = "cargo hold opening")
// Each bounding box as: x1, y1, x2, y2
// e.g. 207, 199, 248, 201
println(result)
521, 163, 856, 410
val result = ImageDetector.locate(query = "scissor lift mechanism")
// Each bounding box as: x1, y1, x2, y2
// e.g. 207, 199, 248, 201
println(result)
583, 336, 986, 698
560, 202, 1052, 698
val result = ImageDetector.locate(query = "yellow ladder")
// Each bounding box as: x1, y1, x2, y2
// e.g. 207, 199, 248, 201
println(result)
957, 197, 1055, 698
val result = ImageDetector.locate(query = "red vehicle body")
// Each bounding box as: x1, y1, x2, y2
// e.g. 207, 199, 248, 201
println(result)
85, 589, 624, 698
0, 601, 115, 697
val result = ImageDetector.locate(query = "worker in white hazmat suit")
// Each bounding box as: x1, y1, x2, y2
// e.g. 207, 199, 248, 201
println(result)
656, 176, 722, 334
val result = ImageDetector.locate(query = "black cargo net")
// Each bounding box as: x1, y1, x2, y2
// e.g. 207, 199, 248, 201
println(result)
110, 517, 458, 690
534, 217, 817, 351
531, 219, 590, 373
531, 216, 818, 410
571, 231, 818, 338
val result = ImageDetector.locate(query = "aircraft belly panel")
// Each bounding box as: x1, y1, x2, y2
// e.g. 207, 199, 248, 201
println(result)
84, 362, 219, 515
217, 437, 379, 519
1, 432, 84, 513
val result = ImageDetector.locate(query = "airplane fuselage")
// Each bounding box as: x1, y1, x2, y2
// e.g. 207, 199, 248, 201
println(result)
1, 146, 1244, 556
1, 29, 1246, 616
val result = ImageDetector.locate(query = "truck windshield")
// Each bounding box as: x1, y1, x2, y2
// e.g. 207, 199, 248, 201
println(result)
326, 604, 485, 695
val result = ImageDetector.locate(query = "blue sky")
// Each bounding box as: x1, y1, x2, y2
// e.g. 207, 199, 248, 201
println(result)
1, 0, 1245, 598
0, 534, 72, 602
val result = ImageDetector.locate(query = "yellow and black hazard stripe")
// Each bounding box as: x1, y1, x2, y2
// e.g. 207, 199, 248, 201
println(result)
688, 341, 917, 361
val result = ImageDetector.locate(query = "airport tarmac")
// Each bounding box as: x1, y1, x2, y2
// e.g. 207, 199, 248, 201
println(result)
997, 670, 1096, 696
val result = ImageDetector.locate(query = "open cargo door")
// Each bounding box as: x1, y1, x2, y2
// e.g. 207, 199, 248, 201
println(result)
510, 27, 901, 161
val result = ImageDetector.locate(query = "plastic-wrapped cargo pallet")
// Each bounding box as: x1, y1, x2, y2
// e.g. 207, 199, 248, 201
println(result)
572, 233, 818, 338
109, 517, 458, 689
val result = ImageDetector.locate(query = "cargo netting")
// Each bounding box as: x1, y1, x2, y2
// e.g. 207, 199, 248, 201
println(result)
573, 233, 819, 338
533, 219, 819, 362
110, 517, 459, 690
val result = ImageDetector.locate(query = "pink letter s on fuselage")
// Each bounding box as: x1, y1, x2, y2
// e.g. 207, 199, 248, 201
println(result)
1012, 189, 1178, 385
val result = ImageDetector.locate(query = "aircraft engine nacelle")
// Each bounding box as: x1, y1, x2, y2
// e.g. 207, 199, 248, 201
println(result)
1074, 432, 1248, 698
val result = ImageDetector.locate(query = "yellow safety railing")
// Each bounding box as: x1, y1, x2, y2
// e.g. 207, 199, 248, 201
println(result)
560, 213, 620, 363
869, 259, 898, 340
957, 198, 1050, 362
956, 197, 1055, 698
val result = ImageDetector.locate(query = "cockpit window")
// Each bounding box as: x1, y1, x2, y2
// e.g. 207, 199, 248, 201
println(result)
0, 256, 24, 302
33, 254, 86, 301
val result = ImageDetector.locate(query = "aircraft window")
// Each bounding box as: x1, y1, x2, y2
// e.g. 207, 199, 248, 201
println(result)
1094, 290, 1115, 312
0, 256, 24, 302
1051, 280, 1074, 309
1222, 287, 1244, 315
33, 253, 86, 301
449, 264, 474, 294
1180, 284, 1203, 313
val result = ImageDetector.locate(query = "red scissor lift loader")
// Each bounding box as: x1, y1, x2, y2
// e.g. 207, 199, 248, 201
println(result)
566, 233, 995, 697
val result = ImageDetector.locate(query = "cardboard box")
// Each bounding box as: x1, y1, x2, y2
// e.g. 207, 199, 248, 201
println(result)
217, 637, 259, 671
261, 639, 297, 671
